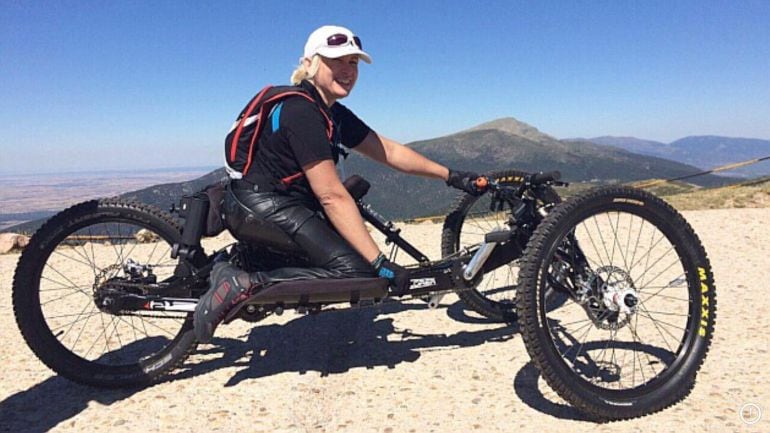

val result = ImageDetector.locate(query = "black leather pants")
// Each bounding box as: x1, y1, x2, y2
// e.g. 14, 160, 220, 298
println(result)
229, 185, 375, 286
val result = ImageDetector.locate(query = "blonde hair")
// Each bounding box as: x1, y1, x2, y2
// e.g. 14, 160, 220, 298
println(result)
290, 55, 322, 85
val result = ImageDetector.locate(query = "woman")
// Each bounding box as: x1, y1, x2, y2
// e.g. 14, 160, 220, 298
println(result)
194, 25, 482, 343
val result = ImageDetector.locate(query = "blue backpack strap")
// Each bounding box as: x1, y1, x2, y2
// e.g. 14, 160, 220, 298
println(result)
270, 102, 284, 132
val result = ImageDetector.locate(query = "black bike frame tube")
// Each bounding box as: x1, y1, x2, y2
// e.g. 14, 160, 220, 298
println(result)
358, 203, 430, 263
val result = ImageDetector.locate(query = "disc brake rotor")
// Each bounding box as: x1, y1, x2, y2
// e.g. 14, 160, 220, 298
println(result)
580, 266, 639, 330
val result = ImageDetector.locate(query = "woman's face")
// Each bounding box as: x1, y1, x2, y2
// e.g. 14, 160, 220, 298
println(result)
310, 54, 359, 105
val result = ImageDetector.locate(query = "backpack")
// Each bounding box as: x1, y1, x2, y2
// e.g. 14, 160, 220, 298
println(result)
224, 85, 333, 181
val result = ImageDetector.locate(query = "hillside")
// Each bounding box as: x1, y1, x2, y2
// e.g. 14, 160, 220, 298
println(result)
659, 176, 770, 210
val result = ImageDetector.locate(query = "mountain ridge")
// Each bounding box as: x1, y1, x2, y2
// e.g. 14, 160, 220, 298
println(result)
3, 117, 747, 232
462, 117, 558, 143
584, 135, 770, 177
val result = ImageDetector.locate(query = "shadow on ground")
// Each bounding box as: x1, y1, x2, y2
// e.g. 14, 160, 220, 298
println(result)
168, 299, 517, 386
0, 299, 517, 432
513, 361, 593, 422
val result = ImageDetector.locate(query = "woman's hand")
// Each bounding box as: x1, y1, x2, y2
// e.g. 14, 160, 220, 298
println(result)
371, 253, 410, 295
446, 169, 483, 196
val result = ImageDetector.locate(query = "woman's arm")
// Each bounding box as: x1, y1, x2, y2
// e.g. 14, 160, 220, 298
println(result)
355, 131, 450, 181
302, 158, 381, 263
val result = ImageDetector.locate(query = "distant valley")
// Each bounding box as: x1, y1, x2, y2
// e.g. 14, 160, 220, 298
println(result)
0, 168, 215, 231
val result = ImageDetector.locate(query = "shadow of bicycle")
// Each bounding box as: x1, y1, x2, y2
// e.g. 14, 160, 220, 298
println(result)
168, 299, 518, 386
0, 299, 518, 432
512, 327, 677, 423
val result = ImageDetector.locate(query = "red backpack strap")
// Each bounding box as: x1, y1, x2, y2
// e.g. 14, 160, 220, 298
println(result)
228, 85, 273, 164
229, 86, 336, 182
280, 171, 306, 186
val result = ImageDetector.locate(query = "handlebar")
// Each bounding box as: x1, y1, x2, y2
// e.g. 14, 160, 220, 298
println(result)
529, 171, 561, 185
475, 170, 566, 193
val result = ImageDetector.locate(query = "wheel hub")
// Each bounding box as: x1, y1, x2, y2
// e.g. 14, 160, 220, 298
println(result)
92, 263, 156, 314
579, 266, 638, 330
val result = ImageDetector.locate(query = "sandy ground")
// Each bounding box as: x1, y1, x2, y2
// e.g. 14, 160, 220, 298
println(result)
0, 207, 768, 433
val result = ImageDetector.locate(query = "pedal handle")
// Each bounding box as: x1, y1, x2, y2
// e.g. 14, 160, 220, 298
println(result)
475, 176, 489, 190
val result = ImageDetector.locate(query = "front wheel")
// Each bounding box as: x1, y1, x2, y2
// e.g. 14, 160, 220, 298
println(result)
12, 199, 198, 387
516, 186, 716, 420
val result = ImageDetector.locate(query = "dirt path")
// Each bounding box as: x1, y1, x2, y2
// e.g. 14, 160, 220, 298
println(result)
1, 208, 768, 432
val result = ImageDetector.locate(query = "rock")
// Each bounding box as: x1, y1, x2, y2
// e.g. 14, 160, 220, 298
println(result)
134, 229, 159, 243
0, 233, 30, 254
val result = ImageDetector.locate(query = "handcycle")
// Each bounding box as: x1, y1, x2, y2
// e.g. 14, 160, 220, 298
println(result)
12, 168, 716, 420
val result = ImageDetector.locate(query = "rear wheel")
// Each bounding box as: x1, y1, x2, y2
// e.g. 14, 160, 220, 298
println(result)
516, 186, 716, 420
12, 199, 198, 388
441, 169, 560, 322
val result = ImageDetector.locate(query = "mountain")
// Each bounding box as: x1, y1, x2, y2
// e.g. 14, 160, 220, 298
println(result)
585, 135, 770, 177
584, 136, 672, 158
339, 118, 731, 218
669, 136, 770, 175
5, 117, 739, 232
464, 118, 558, 143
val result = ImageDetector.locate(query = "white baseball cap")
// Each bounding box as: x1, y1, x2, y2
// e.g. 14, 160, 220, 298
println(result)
303, 25, 372, 64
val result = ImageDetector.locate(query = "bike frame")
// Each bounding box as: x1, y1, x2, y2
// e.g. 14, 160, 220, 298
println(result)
112, 174, 566, 315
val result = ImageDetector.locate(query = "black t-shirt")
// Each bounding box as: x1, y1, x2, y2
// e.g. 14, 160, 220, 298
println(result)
245, 80, 372, 197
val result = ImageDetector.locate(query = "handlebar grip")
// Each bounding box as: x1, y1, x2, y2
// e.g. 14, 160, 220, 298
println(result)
529, 171, 561, 185
474, 176, 489, 190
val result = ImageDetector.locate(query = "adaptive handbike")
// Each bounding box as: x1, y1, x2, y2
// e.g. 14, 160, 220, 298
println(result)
12, 168, 715, 420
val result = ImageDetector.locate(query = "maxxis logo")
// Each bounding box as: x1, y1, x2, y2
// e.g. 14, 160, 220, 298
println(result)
697, 267, 710, 338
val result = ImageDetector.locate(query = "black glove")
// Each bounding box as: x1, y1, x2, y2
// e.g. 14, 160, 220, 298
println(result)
371, 253, 410, 295
446, 169, 483, 196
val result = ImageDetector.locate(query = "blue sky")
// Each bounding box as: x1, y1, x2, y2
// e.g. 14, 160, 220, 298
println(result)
2, 0, 769, 174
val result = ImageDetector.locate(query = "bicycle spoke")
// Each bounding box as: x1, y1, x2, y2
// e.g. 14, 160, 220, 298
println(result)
49, 307, 101, 333
40, 284, 92, 305
592, 215, 614, 269
52, 247, 96, 270
70, 303, 100, 353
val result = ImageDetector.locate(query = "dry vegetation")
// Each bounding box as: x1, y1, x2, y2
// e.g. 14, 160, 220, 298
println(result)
657, 176, 770, 210
401, 177, 769, 225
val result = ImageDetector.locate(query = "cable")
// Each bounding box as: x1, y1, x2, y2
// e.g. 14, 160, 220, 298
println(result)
632, 155, 770, 189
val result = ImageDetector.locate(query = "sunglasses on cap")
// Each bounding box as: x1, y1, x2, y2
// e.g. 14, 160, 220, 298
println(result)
326, 33, 363, 50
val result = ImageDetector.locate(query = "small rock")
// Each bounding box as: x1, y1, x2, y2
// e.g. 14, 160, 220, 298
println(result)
0, 233, 30, 254
134, 229, 159, 243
